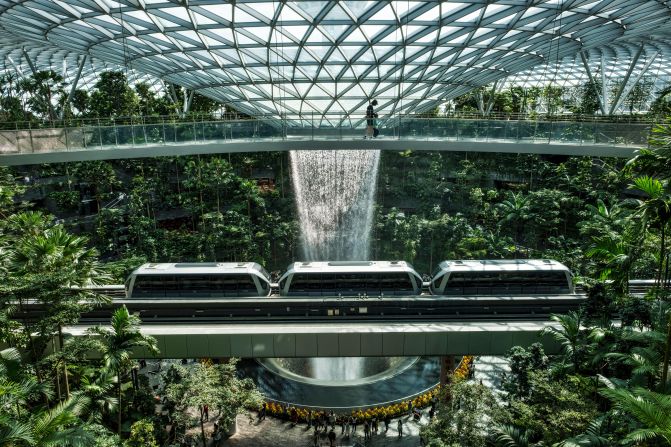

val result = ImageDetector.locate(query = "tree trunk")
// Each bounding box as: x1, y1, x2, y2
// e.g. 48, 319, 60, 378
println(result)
58, 326, 70, 398
117, 369, 122, 435
656, 225, 666, 299
662, 314, 671, 389
200, 406, 207, 447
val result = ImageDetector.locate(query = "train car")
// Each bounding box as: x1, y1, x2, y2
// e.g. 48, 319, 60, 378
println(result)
125, 262, 271, 298
278, 261, 423, 297
430, 259, 574, 295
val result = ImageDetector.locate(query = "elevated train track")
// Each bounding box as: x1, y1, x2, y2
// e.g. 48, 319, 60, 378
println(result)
17, 294, 585, 325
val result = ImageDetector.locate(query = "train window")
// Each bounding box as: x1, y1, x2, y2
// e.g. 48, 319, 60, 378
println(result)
132, 275, 166, 297
364, 274, 381, 295
321, 273, 336, 295
177, 275, 213, 296
289, 273, 311, 294
233, 274, 258, 295
444, 270, 570, 295
336, 273, 365, 294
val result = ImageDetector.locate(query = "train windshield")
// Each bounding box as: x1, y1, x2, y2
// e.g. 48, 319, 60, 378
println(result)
444, 270, 570, 295
132, 274, 261, 297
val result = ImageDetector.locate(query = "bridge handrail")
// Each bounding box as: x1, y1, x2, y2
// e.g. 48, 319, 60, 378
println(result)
0, 112, 654, 158
0, 111, 663, 131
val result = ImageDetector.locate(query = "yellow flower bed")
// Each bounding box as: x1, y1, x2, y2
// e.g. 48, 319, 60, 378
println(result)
264, 356, 475, 422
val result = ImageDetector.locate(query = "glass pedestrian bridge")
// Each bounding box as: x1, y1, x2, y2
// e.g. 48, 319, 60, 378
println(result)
0, 114, 651, 165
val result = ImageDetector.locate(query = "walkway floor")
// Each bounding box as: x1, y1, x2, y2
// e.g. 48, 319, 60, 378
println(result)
222, 414, 427, 447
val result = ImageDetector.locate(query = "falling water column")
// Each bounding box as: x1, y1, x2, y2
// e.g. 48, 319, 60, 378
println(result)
289, 149, 381, 381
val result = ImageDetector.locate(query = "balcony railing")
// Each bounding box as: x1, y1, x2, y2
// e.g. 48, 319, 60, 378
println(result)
0, 113, 653, 156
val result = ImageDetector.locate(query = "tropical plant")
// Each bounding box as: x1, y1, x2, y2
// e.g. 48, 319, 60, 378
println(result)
87, 306, 158, 435
541, 311, 587, 373
600, 385, 671, 445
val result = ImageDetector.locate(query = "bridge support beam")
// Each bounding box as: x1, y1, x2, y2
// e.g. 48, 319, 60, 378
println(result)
60, 321, 562, 360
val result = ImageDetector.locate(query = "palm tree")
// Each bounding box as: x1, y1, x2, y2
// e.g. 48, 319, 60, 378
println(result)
585, 234, 634, 295
74, 369, 118, 423
554, 416, 610, 446
88, 306, 158, 435
606, 329, 665, 389
630, 176, 671, 292
541, 311, 585, 373
27, 395, 94, 447
629, 176, 671, 387
0, 348, 94, 447
492, 424, 537, 447
497, 191, 531, 246
9, 222, 110, 399
600, 386, 671, 445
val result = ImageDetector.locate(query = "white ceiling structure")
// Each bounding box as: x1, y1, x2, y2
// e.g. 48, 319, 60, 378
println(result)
0, 0, 670, 121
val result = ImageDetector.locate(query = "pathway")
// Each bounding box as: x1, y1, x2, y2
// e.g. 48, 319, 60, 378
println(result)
222, 413, 427, 447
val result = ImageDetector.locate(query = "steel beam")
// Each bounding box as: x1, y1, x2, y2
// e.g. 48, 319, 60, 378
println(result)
610, 48, 658, 115
608, 43, 645, 115
59, 55, 87, 119
579, 51, 607, 115
601, 53, 609, 114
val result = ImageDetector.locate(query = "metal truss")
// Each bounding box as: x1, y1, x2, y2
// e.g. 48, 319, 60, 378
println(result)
1, 1, 671, 121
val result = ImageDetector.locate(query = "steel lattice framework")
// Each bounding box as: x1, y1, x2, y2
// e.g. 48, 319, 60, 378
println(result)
1, 0, 671, 120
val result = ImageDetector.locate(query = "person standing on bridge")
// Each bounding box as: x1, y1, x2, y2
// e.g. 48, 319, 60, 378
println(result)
365, 99, 378, 139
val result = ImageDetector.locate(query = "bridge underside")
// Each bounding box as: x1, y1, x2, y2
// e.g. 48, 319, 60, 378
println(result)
63, 321, 561, 359
0, 138, 638, 166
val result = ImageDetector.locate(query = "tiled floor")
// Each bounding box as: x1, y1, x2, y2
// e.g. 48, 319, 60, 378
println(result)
222, 414, 427, 447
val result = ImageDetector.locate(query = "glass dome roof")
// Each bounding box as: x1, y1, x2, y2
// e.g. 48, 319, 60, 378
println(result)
1, 0, 670, 120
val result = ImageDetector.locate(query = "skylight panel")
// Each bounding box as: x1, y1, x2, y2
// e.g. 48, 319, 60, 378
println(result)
368, 4, 396, 21
415, 5, 440, 22
339, 45, 361, 60
343, 27, 366, 43
322, 24, 348, 41
440, 25, 460, 39
324, 4, 351, 21
203, 28, 234, 45
198, 4, 232, 22
251, 2, 277, 22
416, 29, 438, 43
156, 7, 190, 23
360, 24, 385, 40
492, 14, 518, 26
307, 27, 329, 44
235, 30, 257, 45
278, 5, 305, 22
294, 2, 329, 21
192, 11, 218, 26
459, 10, 483, 23
281, 25, 310, 42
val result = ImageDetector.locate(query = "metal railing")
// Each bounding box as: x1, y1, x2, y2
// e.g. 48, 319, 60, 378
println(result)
0, 113, 653, 156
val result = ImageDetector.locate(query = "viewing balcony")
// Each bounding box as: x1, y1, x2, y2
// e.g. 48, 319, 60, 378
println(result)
0, 113, 653, 165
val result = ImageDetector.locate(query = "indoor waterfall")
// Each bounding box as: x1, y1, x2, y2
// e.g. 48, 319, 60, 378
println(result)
290, 149, 381, 381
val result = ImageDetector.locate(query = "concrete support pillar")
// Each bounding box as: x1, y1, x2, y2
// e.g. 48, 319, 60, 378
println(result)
439, 355, 455, 386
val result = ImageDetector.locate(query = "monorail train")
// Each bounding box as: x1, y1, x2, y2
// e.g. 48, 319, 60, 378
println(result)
124, 259, 574, 298
125, 262, 271, 298
277, 261, 424, 296
430, 259, 574, 295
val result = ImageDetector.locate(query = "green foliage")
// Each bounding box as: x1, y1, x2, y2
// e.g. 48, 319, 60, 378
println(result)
421, 379, 504, 447
89, 72, 139, 118
503, 372, 599, 444
164, 359, 263, 444
124, 419, 158, 447
503, 343, 548, 398
601, 385, 671, 444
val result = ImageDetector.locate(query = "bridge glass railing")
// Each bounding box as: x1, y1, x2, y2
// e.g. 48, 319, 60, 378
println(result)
0, 114, 653, 156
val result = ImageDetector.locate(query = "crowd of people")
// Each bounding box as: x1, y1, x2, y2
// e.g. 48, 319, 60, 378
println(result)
258, 398, 438, 446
